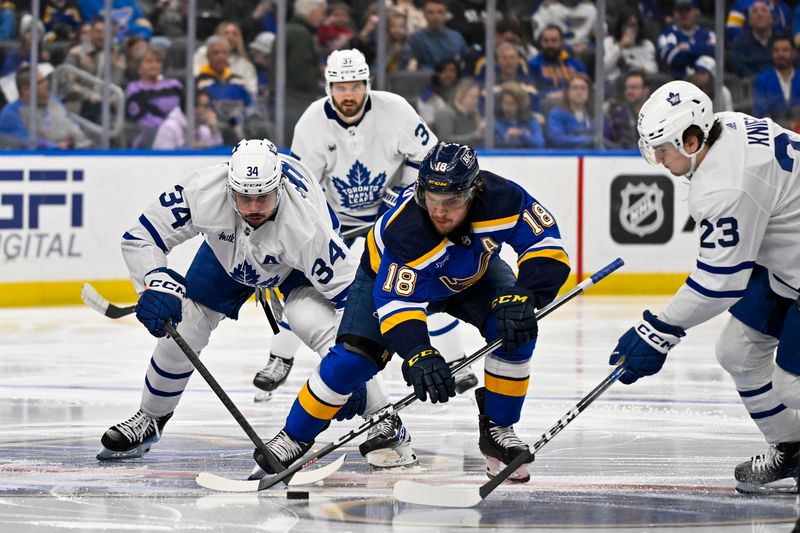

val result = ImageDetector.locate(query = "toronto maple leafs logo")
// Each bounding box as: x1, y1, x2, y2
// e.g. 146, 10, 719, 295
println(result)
231, 260, 280, 287
666, 92, 681, 106
332, 160, 387, 209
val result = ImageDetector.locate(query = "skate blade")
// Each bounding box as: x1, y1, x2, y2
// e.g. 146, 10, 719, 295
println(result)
248, 464, 267, 481
485, 456, 530, 483
253, 390, 273, 403
366, 446, 419, 469
96, 443, 152, 461
735, 480, 800, 495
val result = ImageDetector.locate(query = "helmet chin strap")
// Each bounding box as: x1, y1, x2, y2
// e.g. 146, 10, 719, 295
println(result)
678, 142, 703, 180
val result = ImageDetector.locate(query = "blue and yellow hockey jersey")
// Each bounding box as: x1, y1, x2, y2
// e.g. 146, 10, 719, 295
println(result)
361, 170, 570, 358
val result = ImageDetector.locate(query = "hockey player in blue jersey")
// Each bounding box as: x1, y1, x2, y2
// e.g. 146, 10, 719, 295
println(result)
613, 80, 800, 493
252, 142, 571, 481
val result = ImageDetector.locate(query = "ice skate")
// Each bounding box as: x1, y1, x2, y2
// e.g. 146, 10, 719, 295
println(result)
454, 365, 479, 394
359, 413, 418, 468
735, 442, 800, 494
97, 409, 173, 460
252, 353, 294, 402
476, 387, 531, 482
248, 429, 314, 480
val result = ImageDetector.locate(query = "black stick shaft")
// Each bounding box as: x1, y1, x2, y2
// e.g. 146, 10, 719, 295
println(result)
257, 258, 625, 491
163, 322, 289, 484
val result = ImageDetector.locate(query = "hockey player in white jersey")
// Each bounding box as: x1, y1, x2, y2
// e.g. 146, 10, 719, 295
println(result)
253, 49, 477, 417
96, 139, 406, 469
611, 80, 800, 492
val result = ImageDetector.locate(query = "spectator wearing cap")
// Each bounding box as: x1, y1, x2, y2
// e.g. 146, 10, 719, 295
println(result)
730, 1, 775, 78
528, 24, 587, 103
603, 70, 650, 149
0, 64, 92, 149
727, 0, 790, 42
249, 31, 274, 102
404, 0, 468, 71
687, 56, 733, 111
754, 34, 800, 126
657, 0, 716, 79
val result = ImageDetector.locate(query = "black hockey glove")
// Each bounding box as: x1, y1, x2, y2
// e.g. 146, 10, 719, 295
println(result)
491, 286, 538, 352
136, 268, 186, 338
401, 346, 456, 403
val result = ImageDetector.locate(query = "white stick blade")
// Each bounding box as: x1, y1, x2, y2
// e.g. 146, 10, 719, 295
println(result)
393, 480, 482, 508
196, 472, 260, 492
287, 453, 347, 486
80, 283, 109, 314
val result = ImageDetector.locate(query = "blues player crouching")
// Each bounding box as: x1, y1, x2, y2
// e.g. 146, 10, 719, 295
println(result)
96, 139, 403, 467
254, 48, 476, 403
612, 80, 800, 491
254, 142, 570, 482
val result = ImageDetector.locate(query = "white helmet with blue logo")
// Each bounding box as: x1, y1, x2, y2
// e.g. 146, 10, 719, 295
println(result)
227, 139, 282, 195
324, 49, 371, 99
637, 80, 714, 165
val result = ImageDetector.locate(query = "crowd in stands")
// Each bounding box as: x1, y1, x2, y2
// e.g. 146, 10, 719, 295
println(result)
2, 0, 800, 150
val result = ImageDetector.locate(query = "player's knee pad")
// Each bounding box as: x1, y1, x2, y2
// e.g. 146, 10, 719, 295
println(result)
777, 302, 800, 376
337, 333, 392, 370
152, 300, 223, 370
318, 342, 381, 396
772, 366, 800, 410
283, 286, 338, 356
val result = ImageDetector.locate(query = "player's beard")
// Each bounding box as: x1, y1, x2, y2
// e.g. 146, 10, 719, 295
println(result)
333, 94, 367, 118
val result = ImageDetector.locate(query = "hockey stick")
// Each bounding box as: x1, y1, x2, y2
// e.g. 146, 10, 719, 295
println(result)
162, 322, 346, 487
197, 258, 625, 493
80, 283, 136, 318
393, 360, 627, 508
341, 223, 373, 240
254, 287, 280, 335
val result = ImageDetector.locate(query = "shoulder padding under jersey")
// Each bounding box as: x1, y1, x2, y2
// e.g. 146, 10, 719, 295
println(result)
468, 171, 526, 229
382, 199, 448, 266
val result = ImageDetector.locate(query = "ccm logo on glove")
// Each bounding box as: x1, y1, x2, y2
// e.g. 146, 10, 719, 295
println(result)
147, 278, 185, 296
407, 348, 438, 366
635, 323, 679, 353
492, 293, 528, 306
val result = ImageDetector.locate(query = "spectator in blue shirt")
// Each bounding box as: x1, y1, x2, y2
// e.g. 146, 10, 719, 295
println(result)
546, 73, 595, 149
727, 0, 790, 42
528, 24, 587, 103
730, 1, 775, 78
494, 82, 545, 149
404, 0, 467, 71
656, 0, 716, 78
753, 34, 800, 126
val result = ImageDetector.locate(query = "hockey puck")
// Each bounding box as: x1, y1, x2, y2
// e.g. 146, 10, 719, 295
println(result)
286, 490, 309, 500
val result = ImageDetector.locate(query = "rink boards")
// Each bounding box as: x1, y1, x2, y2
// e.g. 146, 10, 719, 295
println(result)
0, 150, 694, 306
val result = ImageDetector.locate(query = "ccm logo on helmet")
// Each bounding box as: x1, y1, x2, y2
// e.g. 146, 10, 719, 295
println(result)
427, 178, 448, 187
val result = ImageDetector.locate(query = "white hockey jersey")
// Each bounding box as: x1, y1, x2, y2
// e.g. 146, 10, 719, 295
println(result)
290, 90, 437, 226
659, 112, 800, 329
121, 155, 356, 309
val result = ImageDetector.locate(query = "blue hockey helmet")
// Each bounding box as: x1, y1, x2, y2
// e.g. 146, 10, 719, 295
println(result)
415, 142, 480, 208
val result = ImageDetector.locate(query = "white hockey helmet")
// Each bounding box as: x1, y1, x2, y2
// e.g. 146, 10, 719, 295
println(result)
227, 139, 282, 196
324, 49, 371, 99
637, 80, 714, 164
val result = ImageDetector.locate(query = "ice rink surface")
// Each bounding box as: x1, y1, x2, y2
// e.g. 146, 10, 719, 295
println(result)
2, 296, 800, 532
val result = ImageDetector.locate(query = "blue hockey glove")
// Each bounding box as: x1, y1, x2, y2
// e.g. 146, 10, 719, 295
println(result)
610, 310, 685, 385
334, 382, 367, 421
491, 286, 538, 352
401, 345, 456, 403
136, 268, 186, 338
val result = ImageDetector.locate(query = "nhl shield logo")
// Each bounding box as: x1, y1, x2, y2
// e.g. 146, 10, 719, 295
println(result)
619, 182, 664, 237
